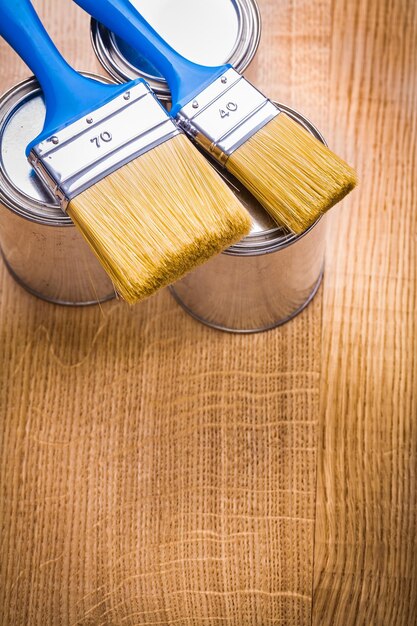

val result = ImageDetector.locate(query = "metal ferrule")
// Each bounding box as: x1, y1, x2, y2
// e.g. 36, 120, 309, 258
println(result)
177, 68, 280, 166
28, 82, 180, 210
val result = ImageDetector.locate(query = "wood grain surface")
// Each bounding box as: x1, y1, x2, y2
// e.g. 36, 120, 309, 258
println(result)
0, 1, 415, 625
313, 0, 417, 624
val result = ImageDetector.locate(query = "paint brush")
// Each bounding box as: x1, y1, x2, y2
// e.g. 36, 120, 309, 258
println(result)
75, 0, 357, 234
0, 0, 251, 303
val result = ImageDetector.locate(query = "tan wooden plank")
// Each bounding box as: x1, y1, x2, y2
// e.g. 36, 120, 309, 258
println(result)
313, 0, 417, 623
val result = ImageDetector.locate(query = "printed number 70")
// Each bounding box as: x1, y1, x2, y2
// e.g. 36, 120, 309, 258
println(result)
90, 131, 112, 148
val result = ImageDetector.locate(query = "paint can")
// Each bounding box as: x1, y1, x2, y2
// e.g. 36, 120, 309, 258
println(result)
0, 76, 116, 305
170, 104, 327, 333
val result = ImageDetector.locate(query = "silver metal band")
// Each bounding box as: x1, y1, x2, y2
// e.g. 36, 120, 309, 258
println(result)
28, 82, 180, 210
177, 68, 280, 165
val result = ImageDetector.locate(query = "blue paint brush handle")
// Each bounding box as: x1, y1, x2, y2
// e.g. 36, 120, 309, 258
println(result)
73, 0, 230, 115
0, 0, 132, 151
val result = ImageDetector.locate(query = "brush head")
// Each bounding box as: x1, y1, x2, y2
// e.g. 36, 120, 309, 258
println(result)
67, 134, 251, 304
226, 113, 358, 234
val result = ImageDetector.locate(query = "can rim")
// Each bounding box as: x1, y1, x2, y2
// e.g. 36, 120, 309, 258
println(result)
90, 0, 261, 98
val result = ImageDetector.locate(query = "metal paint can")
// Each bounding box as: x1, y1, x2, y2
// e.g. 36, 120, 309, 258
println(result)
89, 0, 326, 332
171, 104, 327, 333
0, 77, 115, 306
90, 0, 261, 101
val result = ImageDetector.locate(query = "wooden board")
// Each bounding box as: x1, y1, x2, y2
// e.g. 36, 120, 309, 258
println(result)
0, 0, 415, 625
313, 0, 417, 623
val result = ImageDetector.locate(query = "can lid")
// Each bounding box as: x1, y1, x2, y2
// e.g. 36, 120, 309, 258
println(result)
0, 74, 113, 226
90, 0, 261, 99
0, 78, 67, 224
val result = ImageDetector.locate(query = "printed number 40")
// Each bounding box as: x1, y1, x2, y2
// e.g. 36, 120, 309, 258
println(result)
220, 102, 238, 119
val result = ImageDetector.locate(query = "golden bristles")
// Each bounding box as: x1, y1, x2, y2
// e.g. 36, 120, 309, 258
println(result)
227, 113, 357, 234
67, 134, 251, 304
